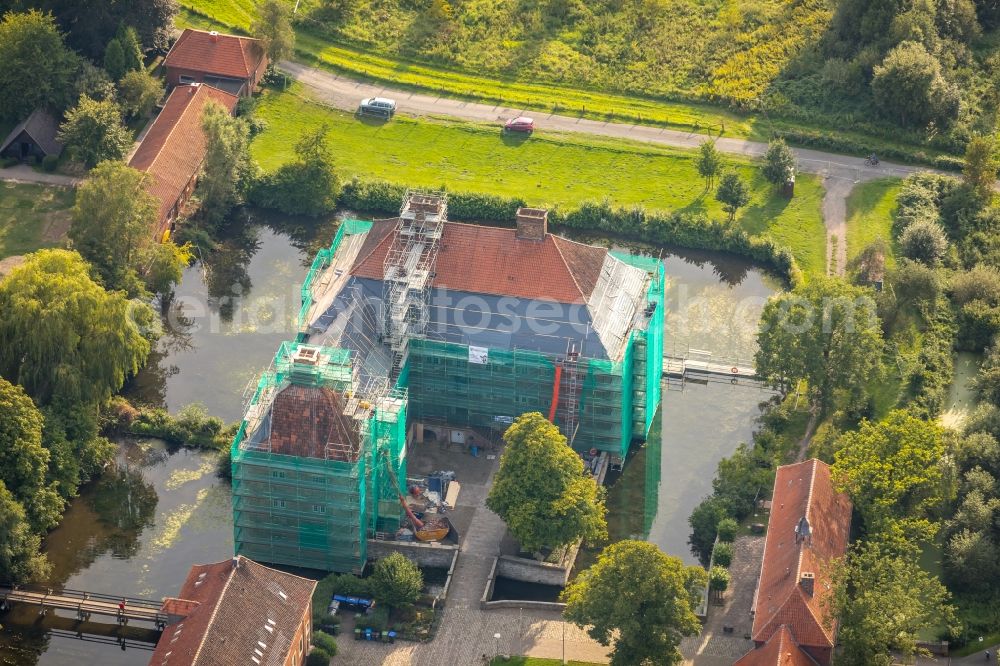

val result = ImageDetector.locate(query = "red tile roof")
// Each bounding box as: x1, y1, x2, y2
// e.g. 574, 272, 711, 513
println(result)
351, 219, 608, 303
751, 459, 852, 652
165, 29, 265, 80
129, 84, 238, 226
149, 556, 315, 666
736, 625, 819, 666
268, 384, 360, 461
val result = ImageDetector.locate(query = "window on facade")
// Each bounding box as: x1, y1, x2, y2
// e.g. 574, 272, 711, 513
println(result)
311, 504, 325, 514
272, 499, 286, 509
271, 470, 286, 479
179, 75, 194, 84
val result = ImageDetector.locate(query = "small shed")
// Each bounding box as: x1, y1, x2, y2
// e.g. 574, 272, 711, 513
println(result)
0, 110, 63, 162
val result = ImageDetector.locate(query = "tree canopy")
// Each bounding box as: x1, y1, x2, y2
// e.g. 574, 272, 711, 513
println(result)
198, 100, 257, 225
57, 96, 132, 167
562, 540, 706, 666
761, 138, 795, 185
755, 277, 884, 411
250, 124, 340, 216
962, 135, 999, 204
369, 552, 423, 608
0, 249, 154, 407
871, 41, 959, 128
0, 479, 50, 583
715, 172, 749, 222
118, 68, 164, 119
252, 0, 295, 65
486, 412, 607, 552
696, 140, 722, 189
830, 540, 956, 666
832, 409, 949, 542
0, 10, 77, 121
0, 377, 62, 531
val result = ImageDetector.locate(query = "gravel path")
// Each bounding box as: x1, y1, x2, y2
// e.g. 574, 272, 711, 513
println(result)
0, 164, 81, 187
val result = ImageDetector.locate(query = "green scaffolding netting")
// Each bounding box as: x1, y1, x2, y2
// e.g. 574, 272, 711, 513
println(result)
231, 340, 407, 574
298, 219, 373, 331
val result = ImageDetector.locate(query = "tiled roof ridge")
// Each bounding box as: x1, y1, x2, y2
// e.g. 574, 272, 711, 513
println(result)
189, 561, 237, 665
238, 35, 251, 75
793, 459, 819, 602
142, 85, 204, 178
243, 556, 318, 587
549, 234, 588, 303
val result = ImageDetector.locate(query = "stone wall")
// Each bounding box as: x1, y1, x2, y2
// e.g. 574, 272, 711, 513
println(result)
496, 555, 572, 586
367, 539, 459, 569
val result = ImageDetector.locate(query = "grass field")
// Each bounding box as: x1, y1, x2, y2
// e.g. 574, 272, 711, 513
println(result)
844, 178, 901, 267
176, 4, 954, 162
252, 86, 827, 277
0, 182, 75, 259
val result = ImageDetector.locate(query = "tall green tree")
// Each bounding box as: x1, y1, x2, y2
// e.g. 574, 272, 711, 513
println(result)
830, 540, 956, 665
562, 540, 706, 666
0, 378, 63, 531
250, 124, 340, 216
118, 68, 163, 119
252, 0, 295, 65
116, 25, 143, 73
198, 100, 257, 225
0, 479, 50, 583
486, 412, 607, 552
832, 410, 949, 541
761, 138, 795, 185
755, 278, 884, 410
369, 552, 423, 608
0, 10, 77, 121
715, 171, 749, 222
57, 96, 131, 167
962, 135, 999, 203
69, 160, 159, 293
0, 249, 154, 407
871, 41, 959, 128
696, 140, 722, 189
103, 37, 126, 80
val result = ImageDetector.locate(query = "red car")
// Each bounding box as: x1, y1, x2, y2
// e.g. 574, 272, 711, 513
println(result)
503, 116, 534, 134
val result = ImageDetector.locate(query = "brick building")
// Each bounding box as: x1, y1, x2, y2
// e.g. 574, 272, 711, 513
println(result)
164, 29, 268, 97
128, 83, 238, 239
149, 555, 316, 666
736, 459, 852, 666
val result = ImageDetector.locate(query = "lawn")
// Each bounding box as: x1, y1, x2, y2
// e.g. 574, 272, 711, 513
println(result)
844, 178, 901, 267
176, 4, 956, 162
0, 182, 75, 259
252, 86, 827, 277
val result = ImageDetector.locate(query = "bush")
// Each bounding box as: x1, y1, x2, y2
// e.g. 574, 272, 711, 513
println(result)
41, 155, 58, 172
312, 572, 372, 629
312, 631, 337, 656
712, 541, 733, 567
899, 219, 949, 265
709, 566, 731, 592
716, 518, 738, 542
129, 403, 233, 449
305, 648, 330, 666
0, 156, 18, 168
688, 497, 728, 565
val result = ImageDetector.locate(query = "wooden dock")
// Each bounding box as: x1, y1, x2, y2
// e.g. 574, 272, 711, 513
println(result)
0, 586, 170, 629
662, 356, 757, 380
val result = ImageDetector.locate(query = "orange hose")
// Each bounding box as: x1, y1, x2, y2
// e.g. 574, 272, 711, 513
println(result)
549, 365, 562, 422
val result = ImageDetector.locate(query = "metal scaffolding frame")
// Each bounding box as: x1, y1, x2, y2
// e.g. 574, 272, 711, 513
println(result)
382, 191, 446, 379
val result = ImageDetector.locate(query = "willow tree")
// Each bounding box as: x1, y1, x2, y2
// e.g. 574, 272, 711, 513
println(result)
486, 412, 607, 552
0, 249, 155, 407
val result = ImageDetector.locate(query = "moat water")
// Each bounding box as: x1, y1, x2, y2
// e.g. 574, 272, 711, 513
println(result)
0, 212, 777, 664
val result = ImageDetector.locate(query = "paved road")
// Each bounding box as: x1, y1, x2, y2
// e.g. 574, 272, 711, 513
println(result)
0, 164, 81, 187
282, 61, 939, 276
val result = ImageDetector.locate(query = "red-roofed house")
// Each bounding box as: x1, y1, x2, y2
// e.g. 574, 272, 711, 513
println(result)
149, 555, 316, 666
129, 83, 238, 238
164, 29, 268, 97
738, 459, 852, 666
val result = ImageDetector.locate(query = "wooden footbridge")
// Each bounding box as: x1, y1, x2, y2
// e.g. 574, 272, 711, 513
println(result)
0, 585, 170, 630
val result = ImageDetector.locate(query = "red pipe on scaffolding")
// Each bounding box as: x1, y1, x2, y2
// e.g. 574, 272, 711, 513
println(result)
548, 365, 563, 422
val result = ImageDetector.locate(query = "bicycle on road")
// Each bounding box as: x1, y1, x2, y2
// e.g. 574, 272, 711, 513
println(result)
865, 153, 880, 167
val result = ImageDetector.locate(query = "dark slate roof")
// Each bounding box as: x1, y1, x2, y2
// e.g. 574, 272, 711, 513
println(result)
0, 110, 63, 157
149, 556, 315, 666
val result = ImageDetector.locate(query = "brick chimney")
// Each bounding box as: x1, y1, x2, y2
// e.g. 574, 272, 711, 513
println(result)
515, 207, 547, 241
209, 30, 219, 42
799, 571, 815, 596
